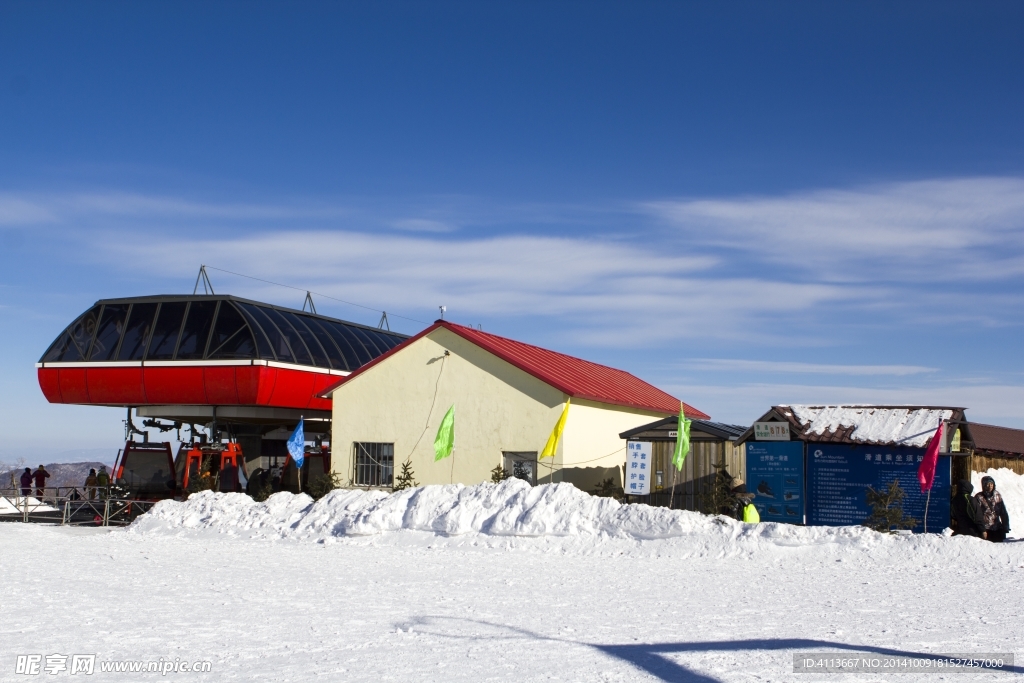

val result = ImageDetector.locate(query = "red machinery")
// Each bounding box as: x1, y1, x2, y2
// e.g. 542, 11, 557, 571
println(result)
178, 442, 244, 493
113, 441, 176, 499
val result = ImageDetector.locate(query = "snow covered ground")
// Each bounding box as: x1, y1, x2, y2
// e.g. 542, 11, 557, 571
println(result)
2, 477, 1022, 682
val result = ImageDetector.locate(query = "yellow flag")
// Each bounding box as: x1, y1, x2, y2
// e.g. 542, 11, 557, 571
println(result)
540, 399, 570, 459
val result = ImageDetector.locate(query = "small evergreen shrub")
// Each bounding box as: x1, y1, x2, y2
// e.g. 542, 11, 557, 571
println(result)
392, 459, 419, 491
307, 472, 340, 500
490, 464, 510, 484
863, 479, 919, 532
592, 477, 623, 500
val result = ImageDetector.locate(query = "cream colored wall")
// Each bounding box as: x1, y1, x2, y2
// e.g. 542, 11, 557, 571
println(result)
554, 398, 668, 490
331, 327, 672, 490
331, 328, 566, 486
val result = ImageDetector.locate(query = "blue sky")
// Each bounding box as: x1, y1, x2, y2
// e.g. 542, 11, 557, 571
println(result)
2, 2, 1023, 462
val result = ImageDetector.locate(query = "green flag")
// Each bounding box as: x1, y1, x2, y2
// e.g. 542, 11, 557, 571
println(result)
433, 404, 455, 461
672, 403, 691, 471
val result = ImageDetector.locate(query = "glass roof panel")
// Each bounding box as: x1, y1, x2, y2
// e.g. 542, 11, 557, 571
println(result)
207, 302, 257, 360
261, 307, 314, 366
41, 304, 102, 362
328, 322, 373, 366
303, 318, 349, 371
117, 303, 158, 361
175, 301, 217, 360
88, 304, 130, 361
147, 302, 188, 360
235, 303, 276, 360
244, 305, 295, 363
282, 312, 330, 368
347, 325, 387, 357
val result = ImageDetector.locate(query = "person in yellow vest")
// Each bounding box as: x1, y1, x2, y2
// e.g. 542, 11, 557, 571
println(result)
729, 481, 760, 523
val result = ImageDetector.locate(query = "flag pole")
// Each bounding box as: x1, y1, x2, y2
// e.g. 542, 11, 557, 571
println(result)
923, 489, 930, 533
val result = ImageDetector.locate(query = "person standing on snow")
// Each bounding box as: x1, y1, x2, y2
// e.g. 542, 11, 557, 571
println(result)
974, 476, 1010, 542
729, 481, 760, 523
19, 467, 32, 496
33, 465, 50, 498
950, 479, 980, 537
96, 466, 110, 497
84, 468, 98, 500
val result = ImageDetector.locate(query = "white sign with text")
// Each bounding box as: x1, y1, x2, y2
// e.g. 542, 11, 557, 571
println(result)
625, 441, 652, 495
754, 422, 791, 441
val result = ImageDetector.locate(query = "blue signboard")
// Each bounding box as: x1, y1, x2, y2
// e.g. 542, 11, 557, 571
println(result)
806, 444, 950, 532
746, 441, 805, 524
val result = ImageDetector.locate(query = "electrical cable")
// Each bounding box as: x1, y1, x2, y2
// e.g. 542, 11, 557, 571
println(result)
404, 353, 448, 463
204, 265, 431, 326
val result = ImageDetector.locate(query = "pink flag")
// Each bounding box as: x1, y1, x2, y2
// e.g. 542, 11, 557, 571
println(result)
917, 421, 944, 493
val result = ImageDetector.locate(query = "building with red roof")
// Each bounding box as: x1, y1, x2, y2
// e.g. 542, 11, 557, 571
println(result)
323, 320, 708, 490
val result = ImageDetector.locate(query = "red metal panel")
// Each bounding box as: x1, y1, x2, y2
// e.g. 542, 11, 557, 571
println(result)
38, 363, 338, 411
86, 367, 146, 404
57, 368, 91, 403
265, 367, 318, 409
255, 366, 278, 406
143, 367, 208, 404
204, 366, 240, 405
307, 374, 338, 411
235, 366, 261, 404
37, 368, 63, 403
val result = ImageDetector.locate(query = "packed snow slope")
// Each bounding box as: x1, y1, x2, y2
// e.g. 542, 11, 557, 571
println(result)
132, 475, 1022, 557
3, 475, 1023, 682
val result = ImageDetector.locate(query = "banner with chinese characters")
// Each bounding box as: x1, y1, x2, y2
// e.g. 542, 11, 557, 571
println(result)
746, 441, 805, 524
625, 441, 652, 495
806, 444, 951, 532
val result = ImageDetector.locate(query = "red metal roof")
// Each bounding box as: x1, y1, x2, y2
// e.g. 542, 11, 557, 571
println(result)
322, 321, 709, 419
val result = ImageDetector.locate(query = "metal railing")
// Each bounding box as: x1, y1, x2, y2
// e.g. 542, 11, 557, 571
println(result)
0, 487, 159, 526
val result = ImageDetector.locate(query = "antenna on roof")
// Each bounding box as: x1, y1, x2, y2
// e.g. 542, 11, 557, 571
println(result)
439, 305, 446, 320
193, 265, 215, 295
378, 311, 390, 331
302, 291, 317, 315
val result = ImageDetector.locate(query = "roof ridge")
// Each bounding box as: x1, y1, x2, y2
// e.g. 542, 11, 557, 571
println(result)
441, 321, 640, 377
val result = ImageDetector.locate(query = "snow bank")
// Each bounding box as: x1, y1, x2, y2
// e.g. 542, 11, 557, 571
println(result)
971, 467, 1023, 538
0, 496, 59, 515
128, 479, 1009, 559
787, 405, 950, 447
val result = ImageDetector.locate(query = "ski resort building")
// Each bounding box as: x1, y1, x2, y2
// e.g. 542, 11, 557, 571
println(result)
37, 294, 407, 483
321, 321, 709, 491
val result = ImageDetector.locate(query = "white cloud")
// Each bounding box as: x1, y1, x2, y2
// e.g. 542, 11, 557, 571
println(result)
684, 358, 937, 376
106, 229, 843, 344
645, 177, 1024, 282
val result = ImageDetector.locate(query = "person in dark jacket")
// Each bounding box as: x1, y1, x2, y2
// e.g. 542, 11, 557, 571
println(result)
33, 465, 50, 497
950, 479, 980, 537
19, 467, 32, 496
974, 476, 1011, 543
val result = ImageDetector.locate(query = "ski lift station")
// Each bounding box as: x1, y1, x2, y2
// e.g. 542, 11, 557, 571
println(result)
36, 290, 708, 497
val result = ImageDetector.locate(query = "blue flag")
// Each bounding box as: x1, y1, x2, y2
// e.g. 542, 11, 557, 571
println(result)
287, 418, 305, 469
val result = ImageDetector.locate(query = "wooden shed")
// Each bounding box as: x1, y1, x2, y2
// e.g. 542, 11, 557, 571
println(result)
960, 422, 1024, 476
618, 418, 746, 510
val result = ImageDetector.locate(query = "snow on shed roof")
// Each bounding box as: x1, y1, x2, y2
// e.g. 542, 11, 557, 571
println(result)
778, 405, 955, 447
322, 320, 709, 418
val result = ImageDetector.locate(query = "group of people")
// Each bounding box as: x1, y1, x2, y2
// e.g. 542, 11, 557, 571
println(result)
951, 476, 1011, 542
17, 466, 50, 497
83, 467, 110, 499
